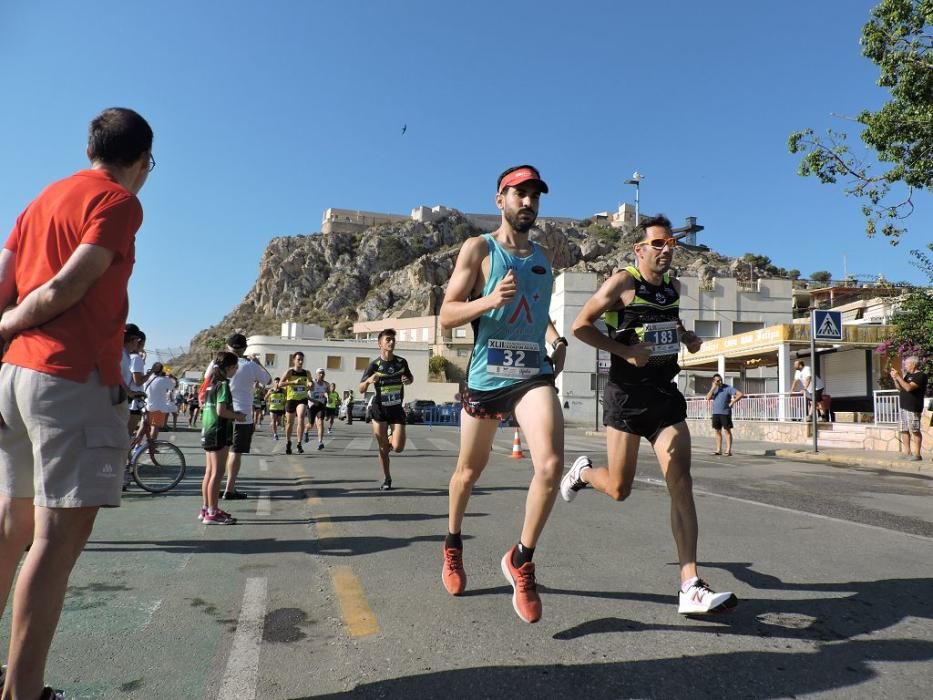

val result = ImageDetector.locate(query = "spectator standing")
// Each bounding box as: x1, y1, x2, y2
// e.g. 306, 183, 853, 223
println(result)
0, 107, 153, 699
199, 352, 245, 524
890, 356, 928, 461
127, 331, 147, 436
705, 374, 743, 456
791, 359, 826, 420
143, 363, 176, 443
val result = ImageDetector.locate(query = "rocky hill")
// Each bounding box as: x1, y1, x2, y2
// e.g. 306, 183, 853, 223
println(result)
173, 213, 781, 370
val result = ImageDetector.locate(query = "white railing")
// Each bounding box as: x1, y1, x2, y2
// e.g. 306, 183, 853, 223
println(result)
686, 393, 807, 422
873, 390, 899, 424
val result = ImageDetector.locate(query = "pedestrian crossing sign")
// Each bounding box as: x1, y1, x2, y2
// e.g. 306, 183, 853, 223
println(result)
812, 310, 843, 341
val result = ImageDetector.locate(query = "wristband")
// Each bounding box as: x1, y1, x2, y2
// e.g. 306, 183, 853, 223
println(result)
551, 336, 568, 351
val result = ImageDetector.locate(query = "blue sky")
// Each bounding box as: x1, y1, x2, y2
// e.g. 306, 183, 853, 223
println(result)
1, 1, 929, 353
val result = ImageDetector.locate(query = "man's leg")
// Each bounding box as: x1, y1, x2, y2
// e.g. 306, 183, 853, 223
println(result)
911, 430, 923, 459
390, 422, 406, 453
372, 421, 392, 483
723, 428, 733, 455
578, 427, 641, 501
899, 430, 912, 456
4, 505, 99, 700
651, 422, 698, 584
0, 497, 34, 620
712, 428, 722, 454
447, 412, 498, 535
224, 452, 242, 494
512, 385, 564, 548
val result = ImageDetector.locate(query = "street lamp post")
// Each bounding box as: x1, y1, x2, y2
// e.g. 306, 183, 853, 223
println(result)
624, 171, 643, 227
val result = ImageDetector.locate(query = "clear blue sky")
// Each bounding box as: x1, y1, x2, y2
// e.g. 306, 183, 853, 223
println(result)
1, 1, 929, 353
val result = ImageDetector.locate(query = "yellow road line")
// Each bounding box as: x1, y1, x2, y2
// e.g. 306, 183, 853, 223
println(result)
314, 514, 336, 538
330, 566, 379, 637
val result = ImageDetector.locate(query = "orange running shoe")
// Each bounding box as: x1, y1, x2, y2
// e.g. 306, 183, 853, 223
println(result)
500, 545, 542, 623
442, 545, 466, 595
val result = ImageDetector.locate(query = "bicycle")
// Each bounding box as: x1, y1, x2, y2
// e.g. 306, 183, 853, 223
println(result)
127, 439, 187, 493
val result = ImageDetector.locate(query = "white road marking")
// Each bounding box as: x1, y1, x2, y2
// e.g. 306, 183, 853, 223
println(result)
347, 437, 373, 451
635, 476, 933, 543
427, 437, 458, 451
218, 577, 267, 700
141, 598, 163, 629
404, 438, 418, 452
256, 489, 271, 516
259, 459, 270, 473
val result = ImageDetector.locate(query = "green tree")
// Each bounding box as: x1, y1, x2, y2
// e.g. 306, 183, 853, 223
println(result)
810, 270, 833, 284
788, 0, 932, 241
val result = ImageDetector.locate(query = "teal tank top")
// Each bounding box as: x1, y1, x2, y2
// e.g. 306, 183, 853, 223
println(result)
467, 234, 554, 391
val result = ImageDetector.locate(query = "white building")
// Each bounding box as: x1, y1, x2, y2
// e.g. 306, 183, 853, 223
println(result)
244, 322, 459, 404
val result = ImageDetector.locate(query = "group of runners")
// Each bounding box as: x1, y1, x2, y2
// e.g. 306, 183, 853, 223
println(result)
0, 108, 736, 699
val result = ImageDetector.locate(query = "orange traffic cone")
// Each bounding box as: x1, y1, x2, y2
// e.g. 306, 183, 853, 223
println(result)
511, 429, 524, 459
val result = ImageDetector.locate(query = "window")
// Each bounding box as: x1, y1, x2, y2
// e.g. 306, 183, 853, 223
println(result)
733, 321, 764, 335
326, 355, 342, 370
694, 320, 720, 339
422, 327, 430, 341
399, 330, 407, 341
264, 354, 276, 367
355, 356, 370, 371
590, 373, 609, 392
454, 328, 467, 338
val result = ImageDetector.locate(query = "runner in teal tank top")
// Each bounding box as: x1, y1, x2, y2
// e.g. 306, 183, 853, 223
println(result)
467, 233, 554, 392
437, 165, 569, 625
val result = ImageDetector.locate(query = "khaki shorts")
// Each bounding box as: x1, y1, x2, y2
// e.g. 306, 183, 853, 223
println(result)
0, 364, 129, 507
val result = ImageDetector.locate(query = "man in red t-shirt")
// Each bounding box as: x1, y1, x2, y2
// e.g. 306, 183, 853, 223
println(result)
0, 107, 153, 699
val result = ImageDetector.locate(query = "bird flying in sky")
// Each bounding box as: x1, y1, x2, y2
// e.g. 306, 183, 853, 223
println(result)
401, 124, 407, 135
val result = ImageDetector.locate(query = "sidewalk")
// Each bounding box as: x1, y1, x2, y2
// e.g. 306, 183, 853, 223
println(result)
583, 430, 933, 476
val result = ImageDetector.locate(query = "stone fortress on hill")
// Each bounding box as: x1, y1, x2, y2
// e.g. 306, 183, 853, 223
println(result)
321, 202, 700, 245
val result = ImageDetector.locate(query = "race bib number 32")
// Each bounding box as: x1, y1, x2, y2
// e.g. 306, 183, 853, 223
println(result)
487, 339, 541, 379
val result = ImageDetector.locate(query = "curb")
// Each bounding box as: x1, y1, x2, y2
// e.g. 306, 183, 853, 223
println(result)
773, 449, 932, 475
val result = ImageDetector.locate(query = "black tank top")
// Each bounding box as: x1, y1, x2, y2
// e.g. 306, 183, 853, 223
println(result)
605, 266, 681, 385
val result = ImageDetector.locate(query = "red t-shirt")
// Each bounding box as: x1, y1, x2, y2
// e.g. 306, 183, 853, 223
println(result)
3, 169, 143, 385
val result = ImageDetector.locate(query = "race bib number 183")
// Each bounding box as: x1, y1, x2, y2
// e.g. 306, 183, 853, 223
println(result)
641, 321, 680, 356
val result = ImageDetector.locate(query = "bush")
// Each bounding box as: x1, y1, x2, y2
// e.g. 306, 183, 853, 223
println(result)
429, 355, 449, 375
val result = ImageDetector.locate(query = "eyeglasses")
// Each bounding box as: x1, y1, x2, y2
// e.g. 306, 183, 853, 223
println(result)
148, 154, 156, 172
637, 237, 676, 250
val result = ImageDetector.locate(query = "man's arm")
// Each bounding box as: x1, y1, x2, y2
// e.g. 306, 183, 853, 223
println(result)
439, 237, 513, 330
705, 385, 717, 400
571, 271, 652, 367
731, 389, 744, 406
0, 243, 115, 341
0, 248, 17, 314
358, 363, 377, 395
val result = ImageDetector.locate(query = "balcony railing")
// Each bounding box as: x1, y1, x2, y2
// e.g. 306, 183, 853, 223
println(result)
685, 392, 807, 422
873, 390, 899, 424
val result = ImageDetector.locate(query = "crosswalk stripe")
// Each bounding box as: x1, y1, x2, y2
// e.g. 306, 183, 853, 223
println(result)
426, 437, 458, 451
218, 577, 266, 700
256, 489, 271, 516
405, 438, 418, 451
346, 437, 373, 451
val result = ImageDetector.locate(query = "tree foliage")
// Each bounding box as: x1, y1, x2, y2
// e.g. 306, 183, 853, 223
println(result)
788, 0, 932, 241
810, 270, 833, 284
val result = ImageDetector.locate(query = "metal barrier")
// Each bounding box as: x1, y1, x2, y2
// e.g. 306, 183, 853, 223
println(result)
873, 390, 899, 424
685, 392, 807, 422
422, 405, 461, 427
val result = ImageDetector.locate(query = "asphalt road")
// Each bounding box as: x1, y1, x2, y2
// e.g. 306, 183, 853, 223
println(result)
2, 420, 931, 699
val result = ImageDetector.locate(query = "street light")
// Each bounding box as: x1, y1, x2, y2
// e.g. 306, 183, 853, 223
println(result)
624, 171, 644, 227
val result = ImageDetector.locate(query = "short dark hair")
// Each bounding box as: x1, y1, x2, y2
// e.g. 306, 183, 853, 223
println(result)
293, 351, 305, 360
87, 107, 153, 167
378, 328, 396, 341
635, 214, 672, 238
712, 373, 723, 381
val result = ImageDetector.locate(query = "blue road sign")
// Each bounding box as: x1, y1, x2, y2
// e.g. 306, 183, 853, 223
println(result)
812, 310, 843, 341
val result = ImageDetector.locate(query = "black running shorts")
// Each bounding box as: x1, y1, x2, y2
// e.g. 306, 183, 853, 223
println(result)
232, 423, 255, 454
711, 414, 734, 431
461, 374, 555, 421
285, 398, 307, 414
370, 403, 406, 425
603, 381, 687, 441
307, 401, 326, 422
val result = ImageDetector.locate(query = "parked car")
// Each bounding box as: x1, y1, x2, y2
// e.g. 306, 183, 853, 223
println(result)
404, 399, 436, 424
349, 400, 368, 421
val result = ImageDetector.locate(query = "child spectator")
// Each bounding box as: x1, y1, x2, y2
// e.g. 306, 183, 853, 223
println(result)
199, 352, 246, 524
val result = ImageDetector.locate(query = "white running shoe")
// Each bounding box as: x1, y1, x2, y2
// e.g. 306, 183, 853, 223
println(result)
560, 456, 592, 502
678, 578, 738, 614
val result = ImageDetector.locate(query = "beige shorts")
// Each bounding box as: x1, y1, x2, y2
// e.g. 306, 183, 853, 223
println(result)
0, 364, 129, 507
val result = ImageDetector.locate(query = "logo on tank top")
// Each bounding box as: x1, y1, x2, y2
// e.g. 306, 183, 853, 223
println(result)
655, 292, 667, 304
508, 295, 533, 324
531, 265, 547, 275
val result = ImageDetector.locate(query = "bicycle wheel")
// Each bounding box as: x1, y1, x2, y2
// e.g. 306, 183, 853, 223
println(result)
132, 440, 186, 493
